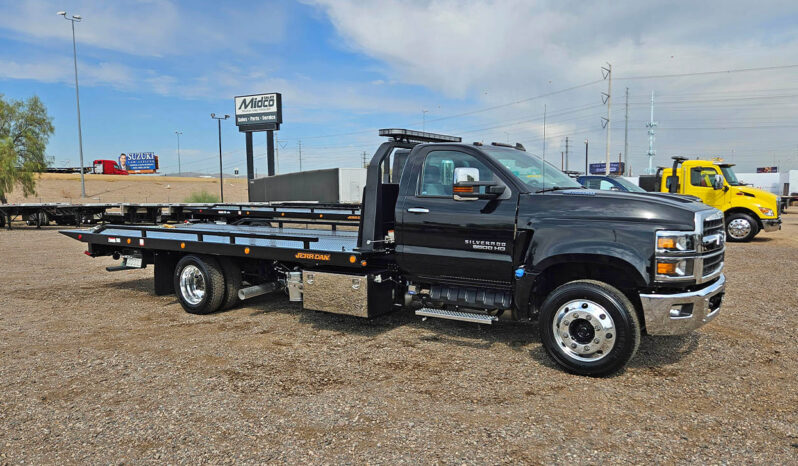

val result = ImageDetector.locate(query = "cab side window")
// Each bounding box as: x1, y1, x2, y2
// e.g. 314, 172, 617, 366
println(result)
583, 178, 602, 190
690, 167, 719, 188
419, 151, 495, 197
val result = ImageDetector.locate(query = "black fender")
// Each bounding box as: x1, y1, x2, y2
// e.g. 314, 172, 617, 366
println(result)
513, 225, 652, 317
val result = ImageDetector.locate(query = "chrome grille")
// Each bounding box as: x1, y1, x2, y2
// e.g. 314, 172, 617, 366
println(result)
703, 217, 724, 236
699, 210, 724, 282
702, 216, 725, 253
702, 251, 724, 277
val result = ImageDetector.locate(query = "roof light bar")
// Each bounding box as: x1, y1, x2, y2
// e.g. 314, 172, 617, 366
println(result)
379, 128, 461, 143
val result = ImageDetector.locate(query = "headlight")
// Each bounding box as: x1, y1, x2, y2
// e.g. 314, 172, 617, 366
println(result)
758, 206, 774, 217
656, 259, 694, 278
656, 231, 695, 252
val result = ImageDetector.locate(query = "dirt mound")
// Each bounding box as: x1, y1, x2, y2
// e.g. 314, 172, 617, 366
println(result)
4, 173, 248, 204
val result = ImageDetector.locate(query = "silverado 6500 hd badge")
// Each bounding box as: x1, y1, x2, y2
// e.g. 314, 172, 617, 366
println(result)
465, 239, 507, 252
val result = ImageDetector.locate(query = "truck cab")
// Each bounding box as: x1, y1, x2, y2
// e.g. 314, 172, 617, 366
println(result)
93, 159, 129, 175
644, 157, 780, 241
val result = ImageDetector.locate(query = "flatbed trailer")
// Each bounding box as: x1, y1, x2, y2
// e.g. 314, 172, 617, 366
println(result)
62, 129, 728, 376
0, 202, 360, 229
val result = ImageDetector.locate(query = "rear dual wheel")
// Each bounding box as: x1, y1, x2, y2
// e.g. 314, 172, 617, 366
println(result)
174, 255, 226, 314
174, 255, 243, 314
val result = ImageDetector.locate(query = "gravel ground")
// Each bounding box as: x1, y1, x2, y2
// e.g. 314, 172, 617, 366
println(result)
1, 215, 796, 464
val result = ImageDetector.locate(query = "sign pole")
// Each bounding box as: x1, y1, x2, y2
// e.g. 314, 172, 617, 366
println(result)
267, 130, 275, 176
246, 131, 254, 202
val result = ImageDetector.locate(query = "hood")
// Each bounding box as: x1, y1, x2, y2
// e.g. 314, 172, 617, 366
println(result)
645, 192, 703, 203
520, 189, 711, 231
733, 185, 778, 205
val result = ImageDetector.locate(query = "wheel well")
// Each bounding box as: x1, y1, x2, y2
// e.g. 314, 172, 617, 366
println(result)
530, 260, 645, 325
724, 207, 762, 229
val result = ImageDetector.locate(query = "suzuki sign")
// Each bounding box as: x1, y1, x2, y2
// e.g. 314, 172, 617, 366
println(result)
234, 93, 282, 131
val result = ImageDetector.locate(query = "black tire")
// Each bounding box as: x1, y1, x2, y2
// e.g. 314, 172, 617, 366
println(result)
219, 257, 242, 310
539, 280, 641, 376
173, 255, 226, 314
725, 212, 759, 242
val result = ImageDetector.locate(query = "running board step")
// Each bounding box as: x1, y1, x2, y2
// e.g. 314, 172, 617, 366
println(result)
415, 308, 498, 324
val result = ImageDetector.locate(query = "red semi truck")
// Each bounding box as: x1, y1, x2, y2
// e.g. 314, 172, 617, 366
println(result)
46, 159, 129, 175
92, 159, 128, 175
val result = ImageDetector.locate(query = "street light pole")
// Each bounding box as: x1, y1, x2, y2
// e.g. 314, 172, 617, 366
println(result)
175, 131, 183, 176
210, 113, 229, 202
58, 11, 86, 197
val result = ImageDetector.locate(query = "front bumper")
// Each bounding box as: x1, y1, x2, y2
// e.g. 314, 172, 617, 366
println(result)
762, 217, 782, 232
639, 274, 725, 335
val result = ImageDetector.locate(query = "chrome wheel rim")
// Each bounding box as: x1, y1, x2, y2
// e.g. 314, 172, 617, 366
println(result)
552, 300, 616, 362
179, 265, 205, 305
727, 218, 752, 239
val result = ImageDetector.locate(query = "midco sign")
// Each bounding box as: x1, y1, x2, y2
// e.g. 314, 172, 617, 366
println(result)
234, 93, 282, 131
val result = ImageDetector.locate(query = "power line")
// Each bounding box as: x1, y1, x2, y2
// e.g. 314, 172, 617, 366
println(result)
616, 63, 798, 81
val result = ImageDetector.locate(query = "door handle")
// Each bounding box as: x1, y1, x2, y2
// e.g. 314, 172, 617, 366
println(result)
407, 207, 429, 213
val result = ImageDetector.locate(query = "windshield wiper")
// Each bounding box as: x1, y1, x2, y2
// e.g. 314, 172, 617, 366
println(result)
534, 186, 581, 194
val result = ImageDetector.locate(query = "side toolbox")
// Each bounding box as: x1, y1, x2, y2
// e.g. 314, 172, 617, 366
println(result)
302, 271, 394, 318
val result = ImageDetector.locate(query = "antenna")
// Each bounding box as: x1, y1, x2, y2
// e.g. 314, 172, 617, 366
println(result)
646, 91, 658, 174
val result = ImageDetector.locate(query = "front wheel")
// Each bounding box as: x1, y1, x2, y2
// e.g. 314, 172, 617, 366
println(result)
725, 212, 759, 242
539, 280, 640, 376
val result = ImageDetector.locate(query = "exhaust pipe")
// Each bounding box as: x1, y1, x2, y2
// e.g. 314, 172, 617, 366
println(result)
238, 282, 279, 301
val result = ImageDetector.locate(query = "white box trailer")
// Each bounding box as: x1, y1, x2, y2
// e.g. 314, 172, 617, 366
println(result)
249, 168, 367, 203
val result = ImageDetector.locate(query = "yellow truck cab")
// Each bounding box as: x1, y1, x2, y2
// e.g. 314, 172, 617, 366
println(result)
647, 157, 781, 242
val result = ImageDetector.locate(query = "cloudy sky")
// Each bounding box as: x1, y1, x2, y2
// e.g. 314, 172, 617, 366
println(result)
1, 0, 797, 175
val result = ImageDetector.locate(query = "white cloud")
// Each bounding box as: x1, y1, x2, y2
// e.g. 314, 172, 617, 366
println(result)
309, 0, 798, 171
0, 0, 287, 57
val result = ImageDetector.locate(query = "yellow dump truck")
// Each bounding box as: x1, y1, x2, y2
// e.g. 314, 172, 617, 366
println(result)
639, 157, 781, 242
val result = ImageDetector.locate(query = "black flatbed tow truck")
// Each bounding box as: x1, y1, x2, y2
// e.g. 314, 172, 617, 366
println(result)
63, 129, 727, 376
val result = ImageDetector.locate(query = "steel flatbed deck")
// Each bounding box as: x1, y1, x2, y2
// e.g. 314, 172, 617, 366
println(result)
61, 222, 373, 269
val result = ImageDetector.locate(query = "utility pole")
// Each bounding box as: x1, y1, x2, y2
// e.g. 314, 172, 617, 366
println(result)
58, 11, 86, 197
624, 87, 629, 175
175, 131, 183, 176
646, 91, 658, 174
542, 104, 547, 161
565, 136, 570, 171
601, 63, 612, 176
275, 133, 280, 174
210, 113, 229, 202
422, 109, 429, 131
298, 140, 303, 172
561, 151, 564, 170
362, 151, 368, 168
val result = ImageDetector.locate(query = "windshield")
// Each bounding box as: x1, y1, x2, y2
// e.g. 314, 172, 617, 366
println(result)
719, 165, 741, 185
612, 177, 647, 192
481, 146, 582, 192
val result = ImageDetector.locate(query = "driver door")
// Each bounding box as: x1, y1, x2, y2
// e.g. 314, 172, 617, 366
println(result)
396, 148, 518, 284
689, 166, 727, 209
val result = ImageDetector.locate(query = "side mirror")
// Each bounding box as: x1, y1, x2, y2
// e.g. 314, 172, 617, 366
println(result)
454, 167, 480, 184
610, 186, 621, 191
452, 167, 505, 201
713, 176, 724, 190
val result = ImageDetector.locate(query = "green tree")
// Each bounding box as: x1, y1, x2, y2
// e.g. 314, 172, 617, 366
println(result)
0, 95, 54, 203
